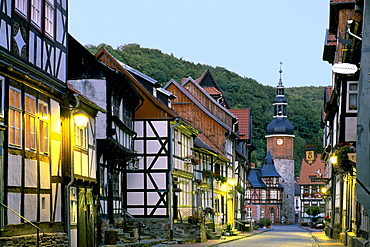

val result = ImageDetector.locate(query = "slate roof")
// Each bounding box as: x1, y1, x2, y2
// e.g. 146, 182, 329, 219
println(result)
260, 150, 281, 178
266, 118, 294, 135
248, 169, 267, 188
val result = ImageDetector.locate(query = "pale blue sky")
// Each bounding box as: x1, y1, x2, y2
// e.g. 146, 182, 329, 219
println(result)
69, 0, 332, 88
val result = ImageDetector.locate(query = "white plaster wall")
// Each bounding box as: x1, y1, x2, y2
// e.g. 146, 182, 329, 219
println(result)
40, 161, 50, 189
52, 183, 62, 222
134, 121, 144, 138
24, 194, 37, 222
146, 121, 167, 137
127, 173, 144, 189
127, 192, 144, 205
8, 154, 21, 186
68, 79, 107, 139
7, 193, 21, 224
51, 139, 61, 176
74, 151, 81, 175
24, 159, 37, 188
40, 194, 50, 222
345, 117, 357, 142
70, 229, 78, 247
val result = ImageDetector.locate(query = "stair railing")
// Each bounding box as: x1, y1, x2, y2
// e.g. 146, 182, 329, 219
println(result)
0, 203, 45, 247
122, 208, 145, 242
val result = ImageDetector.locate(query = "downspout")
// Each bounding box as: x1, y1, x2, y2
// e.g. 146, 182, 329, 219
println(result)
169, 118, 181, 240
65, 95, 80, 247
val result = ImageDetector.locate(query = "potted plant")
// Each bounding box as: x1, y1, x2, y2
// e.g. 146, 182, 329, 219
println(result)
188, 214, 203, 224
333, 145, 356, 174
259, 217, 271, 228
203, 207, 215, 217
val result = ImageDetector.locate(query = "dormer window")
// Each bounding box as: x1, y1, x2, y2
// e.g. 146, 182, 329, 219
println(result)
347, 81, 358, 112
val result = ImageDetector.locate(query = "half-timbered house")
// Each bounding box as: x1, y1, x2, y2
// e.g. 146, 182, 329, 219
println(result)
298, 153, 326, 225
164, 72, 238, 228
68, 39, 143, 245
244, 151, 283, 224
0, 0, 70, 245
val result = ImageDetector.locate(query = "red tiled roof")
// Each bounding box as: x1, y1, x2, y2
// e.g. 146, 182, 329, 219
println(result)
229, 109, 250, 140
298, 154, 326, 185
203, 87, 222, 95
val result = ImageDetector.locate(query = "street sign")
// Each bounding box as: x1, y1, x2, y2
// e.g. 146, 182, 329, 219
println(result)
311, 178, 329, 183
332, 63, 358, 74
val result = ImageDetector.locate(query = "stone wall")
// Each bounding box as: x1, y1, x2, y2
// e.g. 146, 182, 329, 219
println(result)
173, 223, 206, 243
0, 232, 69, 247
274, 158, 295, 225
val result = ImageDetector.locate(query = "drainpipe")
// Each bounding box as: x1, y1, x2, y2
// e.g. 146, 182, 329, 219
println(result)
65, 95, 80, 247
169, 118, 181, 240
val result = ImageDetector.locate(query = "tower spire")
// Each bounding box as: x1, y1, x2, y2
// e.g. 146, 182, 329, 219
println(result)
279, 62, 283, 86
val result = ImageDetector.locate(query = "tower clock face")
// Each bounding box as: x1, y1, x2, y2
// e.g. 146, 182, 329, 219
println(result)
277, 138, 284, 145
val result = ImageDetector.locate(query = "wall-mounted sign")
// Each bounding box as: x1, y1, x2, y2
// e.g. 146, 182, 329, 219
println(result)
332, 63, 358, 74
304, 143, 316, 165
311, 178, 329, 183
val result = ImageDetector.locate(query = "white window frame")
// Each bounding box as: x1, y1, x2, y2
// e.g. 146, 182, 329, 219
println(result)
246, 190, 250, 199
45, 0, 55, 38
246, 208, 252, 218
70, 187, 78, 225
38, 100, 49, 153
9, 88, 22, 147
261, 190, 266, 200
347, 81, 358, 113
31, 0, 42, 28
25, 94, 37, 150
15, 0, 28, 17
74, 125, 87, 150
270, 190, 277, 200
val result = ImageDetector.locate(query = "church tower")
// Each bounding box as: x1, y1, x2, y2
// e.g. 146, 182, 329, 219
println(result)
265, 63, 295, 224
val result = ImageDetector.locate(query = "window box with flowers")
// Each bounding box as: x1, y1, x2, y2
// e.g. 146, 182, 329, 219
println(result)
215, 175, 227, 183
333, 145, 356, 174
194, 179, 203, 185
324, 216, 331, 222
188, 214, 203, 224
202, 170, 213, 179
302, 193, 309, 197
184, 155, 200, 165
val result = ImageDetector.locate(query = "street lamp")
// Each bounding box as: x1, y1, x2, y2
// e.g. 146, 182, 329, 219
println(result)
330, 155, 338, 165
73, 110, 88, 128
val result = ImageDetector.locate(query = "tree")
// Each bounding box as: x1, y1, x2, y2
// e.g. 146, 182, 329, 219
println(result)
306, 206, 321, 217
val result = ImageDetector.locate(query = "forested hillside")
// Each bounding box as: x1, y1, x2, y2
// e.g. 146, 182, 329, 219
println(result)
86, 43, 324, 176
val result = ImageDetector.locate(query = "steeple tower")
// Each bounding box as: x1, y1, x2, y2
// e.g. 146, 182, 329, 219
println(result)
265, 62, 295, 224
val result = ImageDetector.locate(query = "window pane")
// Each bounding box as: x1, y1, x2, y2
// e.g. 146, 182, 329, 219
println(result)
31, 0, 42, 27
45, 1, 55, 37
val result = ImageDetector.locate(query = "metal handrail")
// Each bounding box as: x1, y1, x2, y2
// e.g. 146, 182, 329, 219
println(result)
122, 208, 145, 242
1, 203, 45, 246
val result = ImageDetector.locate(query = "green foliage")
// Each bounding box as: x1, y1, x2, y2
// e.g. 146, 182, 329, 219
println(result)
259, 217, 271, 226
306, 206, 321, 217
85, 44, 324, 176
